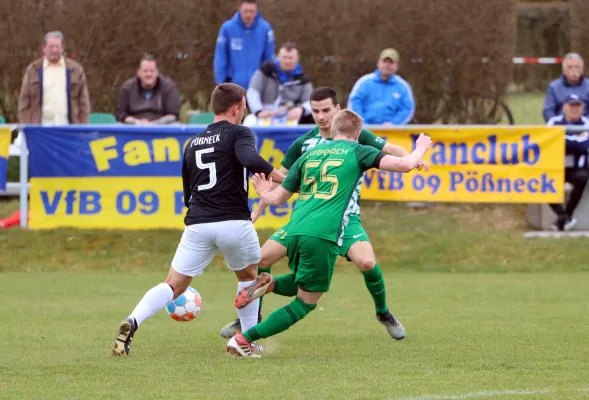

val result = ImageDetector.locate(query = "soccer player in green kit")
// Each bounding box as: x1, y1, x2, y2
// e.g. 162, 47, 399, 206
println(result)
221, 87, 427, 341
226, 109, 432, 357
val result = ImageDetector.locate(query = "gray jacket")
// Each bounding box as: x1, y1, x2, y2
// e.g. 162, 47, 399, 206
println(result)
246, 61, 313, 116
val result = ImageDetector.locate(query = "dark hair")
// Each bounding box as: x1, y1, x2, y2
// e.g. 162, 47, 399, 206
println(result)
240, 0, 256, 4
139, 53, 156, 68
211, 83, 246, 115
280, 42, 297, 52
310, 87, 338, 106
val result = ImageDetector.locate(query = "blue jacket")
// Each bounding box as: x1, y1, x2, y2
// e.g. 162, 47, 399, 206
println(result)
542, 75, 589, 122
214, 12, 275, 90
347, 70, 415, 125
547, 114, 589, 162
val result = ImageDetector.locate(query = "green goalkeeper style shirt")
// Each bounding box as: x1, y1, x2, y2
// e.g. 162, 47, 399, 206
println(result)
281, 140, 385, 245
281, 127, 386, 218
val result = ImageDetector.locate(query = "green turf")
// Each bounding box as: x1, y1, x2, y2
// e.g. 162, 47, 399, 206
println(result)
1, 271, 588, 400
2, 199, 588, 273
1, 92, 584, 398
506, 92, 546, 125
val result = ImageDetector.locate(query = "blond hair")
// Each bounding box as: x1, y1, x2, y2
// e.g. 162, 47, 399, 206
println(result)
331, 109, 364, 138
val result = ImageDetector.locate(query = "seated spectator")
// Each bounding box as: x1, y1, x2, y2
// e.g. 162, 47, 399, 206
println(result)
116, 54, 181, 125
547, 94, 589, 231
347, 48, 415, 125
246, 42, 314, 125
542, 53, 589, 122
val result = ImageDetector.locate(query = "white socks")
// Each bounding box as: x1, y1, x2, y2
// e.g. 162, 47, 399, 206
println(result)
130, 283, 174, 327
237, 280, 260, 333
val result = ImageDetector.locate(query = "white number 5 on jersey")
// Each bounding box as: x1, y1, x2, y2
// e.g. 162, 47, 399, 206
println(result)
195, 148, 217, 191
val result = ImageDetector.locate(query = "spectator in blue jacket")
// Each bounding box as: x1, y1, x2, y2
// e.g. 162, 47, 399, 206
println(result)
214, 0, 275, 90
542, 53, 589, 122
546, 93, 589, 231
347, 48, 415, 125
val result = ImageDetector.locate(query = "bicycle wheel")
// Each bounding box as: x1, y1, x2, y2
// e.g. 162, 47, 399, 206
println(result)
463, 92, 515, 125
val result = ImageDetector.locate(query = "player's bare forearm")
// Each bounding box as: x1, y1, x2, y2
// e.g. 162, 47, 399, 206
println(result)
378, 133, 432, 173
252, 173, 293, 205
252, 167, 289, 220
383, 142, 409, 157
260, 186, 293, 205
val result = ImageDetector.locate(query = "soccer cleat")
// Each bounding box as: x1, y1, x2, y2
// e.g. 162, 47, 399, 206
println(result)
565, 216, 578, 231
552, 215, 577, 232
111, 317, 137, 356
220, 312, 263, 339
220, 319, 241, 339
252, 342, 264, 353
234, 273, 275, 310
227, 332, 261, 358
376, 311, 406, 340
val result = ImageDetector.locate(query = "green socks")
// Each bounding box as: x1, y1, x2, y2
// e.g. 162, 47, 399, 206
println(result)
243, 297, 316, 342
361, 264, 389, 314
272, 274, 299, 297
257, 266, 272, 312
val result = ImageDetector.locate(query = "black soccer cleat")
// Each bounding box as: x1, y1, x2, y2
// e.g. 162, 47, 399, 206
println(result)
220, 318, 241, 339
112, 317, 137, 356
376, 311, 406, 340
219, 313, 263, 339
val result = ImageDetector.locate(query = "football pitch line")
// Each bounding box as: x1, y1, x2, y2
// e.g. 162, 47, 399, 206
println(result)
396, 387, 589, 400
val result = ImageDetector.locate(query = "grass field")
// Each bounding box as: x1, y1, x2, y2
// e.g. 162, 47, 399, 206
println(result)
2, 271, 588, 400
2, 92, 587, 399
1, 198, 589, 399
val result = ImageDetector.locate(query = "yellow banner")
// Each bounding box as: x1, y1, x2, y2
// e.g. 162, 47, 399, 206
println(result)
0, 127, 10, 159
29, 177, 294, 230
361, 127, 564, 203
28, 126, 565, 230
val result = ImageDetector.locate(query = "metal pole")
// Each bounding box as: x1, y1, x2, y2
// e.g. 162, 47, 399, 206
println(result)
19, 131, 28, 228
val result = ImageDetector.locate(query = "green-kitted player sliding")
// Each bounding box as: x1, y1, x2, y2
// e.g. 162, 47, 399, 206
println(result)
226, 109, 432, 358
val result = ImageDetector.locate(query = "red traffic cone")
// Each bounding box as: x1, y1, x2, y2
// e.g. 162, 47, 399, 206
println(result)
0, 209, 24, 228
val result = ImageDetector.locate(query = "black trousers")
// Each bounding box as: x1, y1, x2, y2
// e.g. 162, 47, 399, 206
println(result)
549, 167, 589, 217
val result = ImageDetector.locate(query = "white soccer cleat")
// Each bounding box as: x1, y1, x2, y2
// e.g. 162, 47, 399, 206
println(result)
376, 312, 406, 340
227, 332, 261, 358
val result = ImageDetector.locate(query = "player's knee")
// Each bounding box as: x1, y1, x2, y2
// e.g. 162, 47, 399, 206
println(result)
355, 257, 376, 271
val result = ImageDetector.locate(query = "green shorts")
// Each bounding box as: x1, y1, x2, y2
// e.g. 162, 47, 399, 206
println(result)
286, 235, 339, 293
269, 216, 370, 261
339, 216, 370, 260
269, 224, 292, 248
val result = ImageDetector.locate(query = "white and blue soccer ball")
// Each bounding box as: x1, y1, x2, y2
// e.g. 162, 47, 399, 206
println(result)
165, 287, 202, 322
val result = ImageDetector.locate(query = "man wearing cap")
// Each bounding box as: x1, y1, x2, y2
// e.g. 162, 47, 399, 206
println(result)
347, 48, 415, 126
543, 52, 589, 122
546, 93, 589, 231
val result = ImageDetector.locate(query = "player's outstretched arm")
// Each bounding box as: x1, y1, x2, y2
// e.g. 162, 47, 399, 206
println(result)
252, 173, 294, 205
267, 168, 286, 184
234, 130, 287, 183
383, 142, 409, 157
378, 133, 432, 173
252, 166, 289, 222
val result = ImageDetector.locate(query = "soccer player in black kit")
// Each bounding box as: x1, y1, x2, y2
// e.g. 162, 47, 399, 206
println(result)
112, 83, 285, 356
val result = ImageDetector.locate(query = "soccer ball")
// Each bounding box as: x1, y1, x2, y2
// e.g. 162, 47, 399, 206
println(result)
165, 287, 202, 322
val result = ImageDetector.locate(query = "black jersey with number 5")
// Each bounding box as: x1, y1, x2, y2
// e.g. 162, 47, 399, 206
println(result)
182, 120, 274, 225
